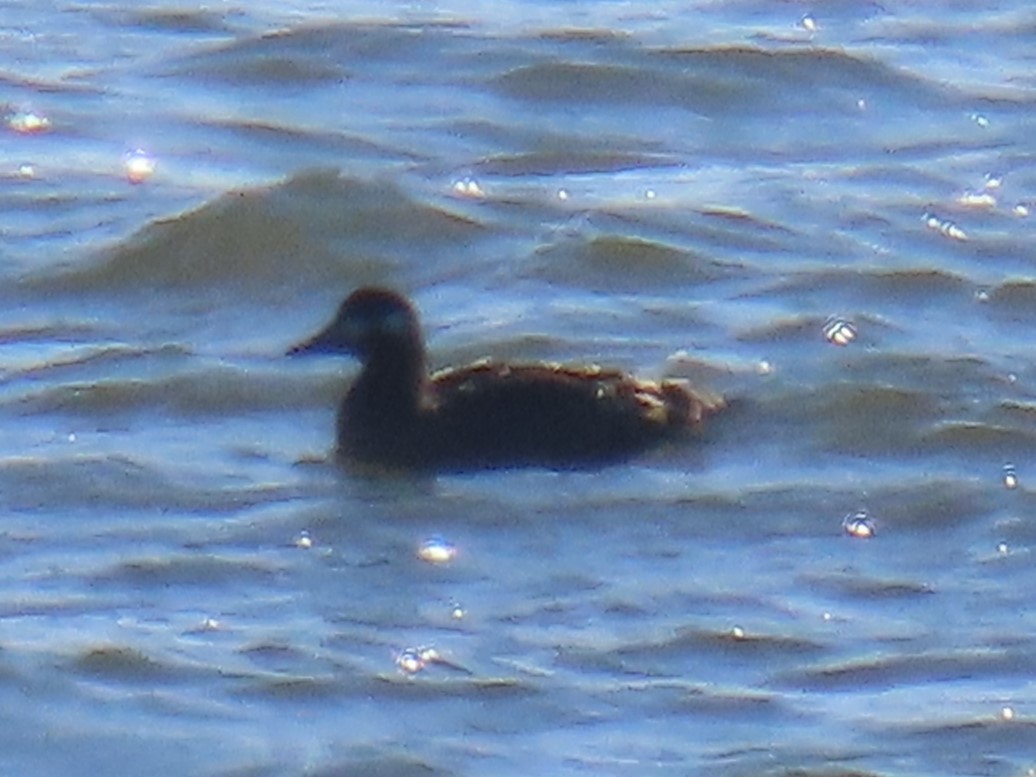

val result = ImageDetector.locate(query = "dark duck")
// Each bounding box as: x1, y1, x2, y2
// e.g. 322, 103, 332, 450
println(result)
289, 287, 724, 471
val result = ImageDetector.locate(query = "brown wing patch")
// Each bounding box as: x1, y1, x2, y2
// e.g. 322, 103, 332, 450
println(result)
431, 360, 629, 388
430, 360, 722, 428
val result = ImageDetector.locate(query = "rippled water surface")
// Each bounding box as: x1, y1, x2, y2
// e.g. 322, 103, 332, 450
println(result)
2, 2, 1036, 775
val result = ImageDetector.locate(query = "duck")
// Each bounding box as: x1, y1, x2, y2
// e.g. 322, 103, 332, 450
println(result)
288, 287, 723, 471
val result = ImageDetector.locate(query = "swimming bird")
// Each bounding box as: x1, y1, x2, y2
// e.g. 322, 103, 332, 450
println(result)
289, 287, 723, 471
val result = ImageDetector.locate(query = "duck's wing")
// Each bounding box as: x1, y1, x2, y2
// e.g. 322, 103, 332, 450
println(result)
425, 361, 722, 466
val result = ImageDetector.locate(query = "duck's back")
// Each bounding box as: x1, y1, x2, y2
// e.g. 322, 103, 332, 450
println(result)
417, 361, 722, 469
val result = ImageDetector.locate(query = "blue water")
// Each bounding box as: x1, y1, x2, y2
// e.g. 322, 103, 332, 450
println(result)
2, 2, 1035, 775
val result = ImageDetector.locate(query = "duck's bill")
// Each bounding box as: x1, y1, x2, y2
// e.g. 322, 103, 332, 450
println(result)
286, 326, 339, 356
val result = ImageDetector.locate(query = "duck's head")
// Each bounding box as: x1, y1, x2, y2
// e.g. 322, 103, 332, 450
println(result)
288, 287, 423, 363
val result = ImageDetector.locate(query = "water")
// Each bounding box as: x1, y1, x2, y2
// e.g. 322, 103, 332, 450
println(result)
2, 2, 1036, 775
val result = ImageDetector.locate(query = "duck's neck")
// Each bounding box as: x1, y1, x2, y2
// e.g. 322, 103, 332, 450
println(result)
347, 345, 428, 423
360, 352, 424, 408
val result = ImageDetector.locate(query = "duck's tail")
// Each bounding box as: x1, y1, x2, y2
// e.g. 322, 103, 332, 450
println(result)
660, 380, 726, 426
